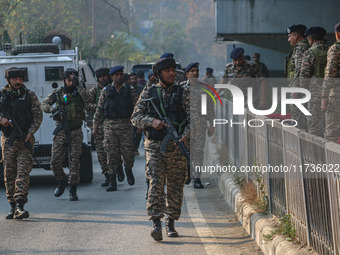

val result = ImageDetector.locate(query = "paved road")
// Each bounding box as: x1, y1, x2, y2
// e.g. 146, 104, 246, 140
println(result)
0, 147, 262, 255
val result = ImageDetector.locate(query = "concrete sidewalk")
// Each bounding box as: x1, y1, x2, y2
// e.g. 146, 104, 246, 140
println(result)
203, 137, 318, 255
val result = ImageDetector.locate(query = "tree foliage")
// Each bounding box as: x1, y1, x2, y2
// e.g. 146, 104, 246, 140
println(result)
101, 32, 139, 62
0, 0, 226, 71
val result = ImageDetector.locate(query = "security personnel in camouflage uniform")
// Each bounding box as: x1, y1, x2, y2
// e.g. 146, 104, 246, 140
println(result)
129, 72, 144, 155
221, 47, 266, 108
42, 68, 88, 201
202, 67, 218, 87
93, 66, 138, 191
321, 23, 340, 142
131, 56, 190, 241
1, 67, 42, 219
252, 53, 269, 78
88, 68, 126, 187
300, 27, 328, 137
286, 24, 310, 130
181, 62, 215, 189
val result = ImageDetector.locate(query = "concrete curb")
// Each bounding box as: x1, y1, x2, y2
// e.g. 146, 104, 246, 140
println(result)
217, 172, 318, 255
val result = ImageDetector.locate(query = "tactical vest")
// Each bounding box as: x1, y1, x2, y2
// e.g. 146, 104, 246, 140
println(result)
55, 88, 85, 130
285, 51, 295, 79
104, 84, 133, 119
1, 89, 33, 137
310, 46, 328, 78
145, 85, 187, 141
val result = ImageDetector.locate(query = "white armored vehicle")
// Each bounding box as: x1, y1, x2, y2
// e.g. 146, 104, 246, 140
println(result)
0, 38, 93, 183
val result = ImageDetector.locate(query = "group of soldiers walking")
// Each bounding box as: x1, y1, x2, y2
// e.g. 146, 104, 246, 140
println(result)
2, 21, 340, 241
0, 51, 214, 241
0, 65, 140, 219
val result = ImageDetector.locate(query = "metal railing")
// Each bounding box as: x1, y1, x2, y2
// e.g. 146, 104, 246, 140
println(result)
217, 98, 340, 255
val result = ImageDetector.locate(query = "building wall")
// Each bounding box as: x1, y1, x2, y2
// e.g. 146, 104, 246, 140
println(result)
216, 0, 340, 35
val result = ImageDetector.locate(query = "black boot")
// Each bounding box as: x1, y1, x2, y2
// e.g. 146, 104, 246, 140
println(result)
193, 178, 204, 189
125, 168, 135, 186
6, 202, 16, 219
106, 175, 117, 192
14, 200, 29, 219
54, 179, 66, 197
101, 173, 109, 187
69, 185, 78, 201
145, 179, 150, 200
166, 218, 178, 237
151, 218, 163, 241
117, 165, 125, 182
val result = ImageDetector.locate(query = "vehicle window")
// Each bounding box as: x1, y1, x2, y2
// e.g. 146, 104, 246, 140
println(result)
132, 65, 153, 82
45, 66, 64, 81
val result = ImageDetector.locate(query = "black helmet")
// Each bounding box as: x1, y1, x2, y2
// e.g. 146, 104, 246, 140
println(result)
5, 67, 25, 79
152, 58, 176, 76
95, 68, 109, 78
63, 68, 78, 79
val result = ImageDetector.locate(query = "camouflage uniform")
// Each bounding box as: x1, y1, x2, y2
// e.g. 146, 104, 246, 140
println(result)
0, 85, 42, 203
131, 84, 144, 152
131, 83, 190, 220
88, 83, 108, 174
42, 85, 88, 185
222, 60, 263, 106
289, 39, 310, 130
300, 41, 328, 137
322, 41, 340, 142
181, 80, 214, 171
255, 62, 269, 78
93, 83, 138, 176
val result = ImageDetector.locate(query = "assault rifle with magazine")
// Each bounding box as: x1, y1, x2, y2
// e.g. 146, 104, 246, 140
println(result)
143, 97, 191, 184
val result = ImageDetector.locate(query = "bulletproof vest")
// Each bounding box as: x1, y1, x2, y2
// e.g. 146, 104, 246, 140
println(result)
145, 85, 187, 141
309, 46, 328, 78
104, 84, 133, 119
56, 88, 85, 129
285, 51, 295, 79
1, 89, 33, 138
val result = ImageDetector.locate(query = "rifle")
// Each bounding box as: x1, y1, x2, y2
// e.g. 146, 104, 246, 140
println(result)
0, 108, 41, 168
142, 98, 191, 184
52, 91, 71, 144
79, 67, 87, 88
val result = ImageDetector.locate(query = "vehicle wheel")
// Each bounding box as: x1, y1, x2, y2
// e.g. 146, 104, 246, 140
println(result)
80, 144, 93, 183
11, 44, 59, 55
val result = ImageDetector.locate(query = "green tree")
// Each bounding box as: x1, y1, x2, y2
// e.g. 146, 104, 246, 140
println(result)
0, 29, 11, 50
101, 32, 140, 62
140, 20, 189, 63
27, 21, 52, 44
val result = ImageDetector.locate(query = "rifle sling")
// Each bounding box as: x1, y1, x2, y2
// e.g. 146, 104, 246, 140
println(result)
155, 87, 186, 133
156, 87, 167, 117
